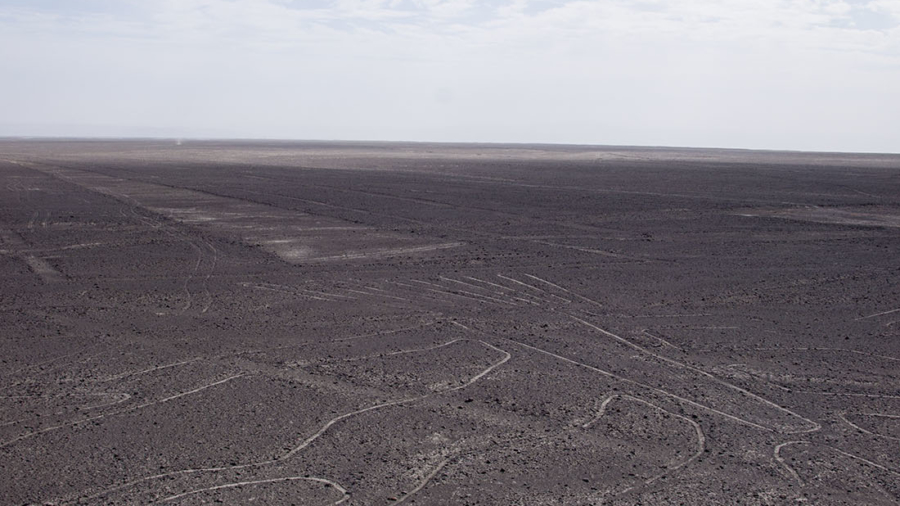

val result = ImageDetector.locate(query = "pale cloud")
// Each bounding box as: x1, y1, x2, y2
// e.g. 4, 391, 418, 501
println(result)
0, 0, 897, 152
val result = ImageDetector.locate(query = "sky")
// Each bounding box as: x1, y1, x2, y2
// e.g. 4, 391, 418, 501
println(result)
0, 0, 898, 152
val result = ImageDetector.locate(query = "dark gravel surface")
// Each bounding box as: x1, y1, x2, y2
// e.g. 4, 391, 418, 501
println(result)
1, 140, 899, 505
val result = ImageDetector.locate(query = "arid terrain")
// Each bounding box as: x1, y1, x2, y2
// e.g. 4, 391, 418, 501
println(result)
1, 140, 899, 505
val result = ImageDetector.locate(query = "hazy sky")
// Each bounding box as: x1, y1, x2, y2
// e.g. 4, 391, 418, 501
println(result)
1, 0, 898, 152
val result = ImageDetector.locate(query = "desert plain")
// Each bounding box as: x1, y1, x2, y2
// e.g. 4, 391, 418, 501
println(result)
1, 140, 899, 505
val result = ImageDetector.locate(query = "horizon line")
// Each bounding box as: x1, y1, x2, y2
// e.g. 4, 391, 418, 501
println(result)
1, 135, 899, 157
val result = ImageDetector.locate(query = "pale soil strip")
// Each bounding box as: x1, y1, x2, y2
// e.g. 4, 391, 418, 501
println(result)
56, 242, 107, 251
337, 339, 462, 363
245, 283, 331, 301
294, 286, 358, 300
423, 288, 492, 305
0, 393, 132, 427
0, 344, 103, 381
632, 313, 712, 319
331, 321, 438, 343
409, 279, 515, 305
394, 458, 451, 505
23, 255, 63, 282
531, 240, 645, 261
852, 189, 880, 198
345, 288, 410, 302
462, 275, 553, 303
440, 276, 529, 305
521, 274, 578, 304
152, 475, 349, 505
641, 330, 684, 352
752, 347, 900, 363
153, 374, 242, 404
199, 239, 218, 314
838, 412, 900, 441
462, 275, 516, 292
796, 391, 900, 400
217, 322, 437, 359
0, 392, 130, 405
581, 394, 616, 428
497, 274, 573, 304
570, 315, 821, 434
774, 440, 900, 489
99, 358, 201, 382
440, 276, 502, 294
408, 280, 501, 306
774, 441, 807, 485
825, 445, 900, 476
452, 289, 518, 306
0, 374, 243, 449
388, 280, 418, 288
496, 274, 546, 292
0, 347, 110, 393
81, 341, 510, 502
181, 241, 203, 312
619, 394, 705, 489
499, 290, 555, 306
310, 242, 463, 262
856, 308, 900, 320
506, 338, 769, 431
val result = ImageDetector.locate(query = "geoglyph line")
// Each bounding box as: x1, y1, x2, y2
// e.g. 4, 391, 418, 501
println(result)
582, 394, 616, 428
838, 412, 900, 441
856, 308, 900, 320
752, 347, 900, 363
569, 314, 821, 434
0, 374, 243, 449
78, 340, 510, 503
394, 458, 451, 504
99, 358, 202, 382
152, 475, 349, 505
506, 337, 770, 431
640, 330, 684, 352
774, 441, 807, 485
331, 339, 462, 364
616, 394, 705, 492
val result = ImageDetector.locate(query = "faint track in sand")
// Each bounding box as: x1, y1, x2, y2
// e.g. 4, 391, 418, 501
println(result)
838, 412, 900, 441
774, 441, 807, 485
581, 394, 616, 429
569, 314, 821, 434
151, 475, 349, 505
0, 374, 244, 449
393, 458, 451, 504
616, 394, 705, 492
774, 440, 900, 488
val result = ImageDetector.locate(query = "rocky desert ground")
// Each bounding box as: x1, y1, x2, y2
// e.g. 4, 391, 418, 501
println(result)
1, 140, 899, 505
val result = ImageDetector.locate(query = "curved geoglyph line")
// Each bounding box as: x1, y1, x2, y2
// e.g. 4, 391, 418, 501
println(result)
393, 458, 452, 505
838, 412, 900, 441
773, 439, 900, 490
151, 475, 349, 505
569, 314, 821, 434
0, 374, 243, 449
618, 394, 706, 492
76, 340, 510, 504
774, 441, 807, 485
